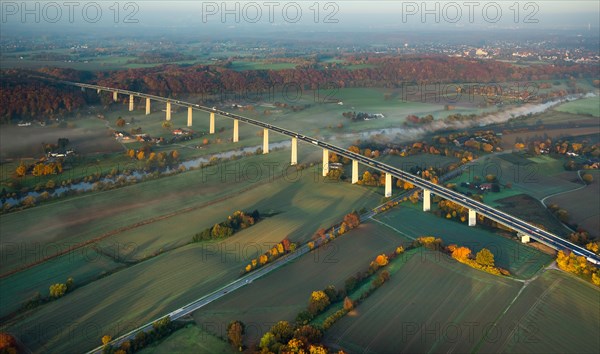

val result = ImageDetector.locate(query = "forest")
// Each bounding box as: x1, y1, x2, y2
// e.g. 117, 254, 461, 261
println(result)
1, 56, 597, 122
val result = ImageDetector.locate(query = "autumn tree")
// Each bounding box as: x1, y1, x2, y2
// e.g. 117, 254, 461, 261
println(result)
308, 291, 330, 315
259, 332, 276, 351
585, 241, 600, 254
66, 277, 75, 292
475, 248, 495, 267
270, 321, 294, 344
16, 162, 27, 177
374, 254, 388, 266
582, 173, 593, 184
451, 246, 471, 260
49, 283, 67, 298
0, 333, 18, 354
102, 335, 112, 346
227, 321, 245, 351
343, 296, 354, 311
343, 211, 361, 229
293, 325, 322, 345
116, 117, 126, 127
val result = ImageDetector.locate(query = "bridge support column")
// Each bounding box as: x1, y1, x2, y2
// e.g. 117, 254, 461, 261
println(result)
385, 173, 392, 198
166, 102, 171, 121
385, 173, 392, 197
81, 87, 85, 92
113, 91, 118, 102
423, 189, 431, 212
233, 119, 239, 142
291, 137, 297, 165
352, 160, 359, 184
97, 88, 101, 94
129, 95, 134, 111
322, 149, 329, 177
468, 209, 477, 226
187, 107, 193, 127
209, 112, 215, 134
145, 98, 151, 115
263, 129, 269, 154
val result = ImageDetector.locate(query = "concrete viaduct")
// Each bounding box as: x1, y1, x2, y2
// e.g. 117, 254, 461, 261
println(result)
69, 81, 599, 265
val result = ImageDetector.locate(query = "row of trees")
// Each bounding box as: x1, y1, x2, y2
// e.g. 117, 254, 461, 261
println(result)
101, 317, 181, 354
126, 149, 179, 163
16, 161, 63, 177
285, 247, 406, 351
193, 210, 260, 242
243, 238, 296, 273
307, 212, 361, 251
556, 250, 600, 287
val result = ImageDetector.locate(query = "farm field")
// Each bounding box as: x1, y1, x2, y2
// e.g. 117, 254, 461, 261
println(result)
0, 249, 123, 317
554, 96, 600, 117
193, 221, 411, 345
324, 249, 523, 353
477, 270, 600, 354
0, 146, 356, 274
0, 117, 121, 160
229, 61, 297, 71
138, 324, 234, 354
449, 153, 583, 205
373, 204, 554, 279
0, 153, 383, 316
494, 194, 570, 237
2, 214, 384, 353
546, 170, 600, 238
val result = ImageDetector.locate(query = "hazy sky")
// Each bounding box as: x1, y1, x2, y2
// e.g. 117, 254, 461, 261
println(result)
1, 1, 599, 35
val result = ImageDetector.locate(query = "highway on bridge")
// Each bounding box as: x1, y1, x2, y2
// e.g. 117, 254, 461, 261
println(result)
62, 80, 599, 264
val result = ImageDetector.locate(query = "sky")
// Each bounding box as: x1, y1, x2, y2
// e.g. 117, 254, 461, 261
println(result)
1, 1, 599, 35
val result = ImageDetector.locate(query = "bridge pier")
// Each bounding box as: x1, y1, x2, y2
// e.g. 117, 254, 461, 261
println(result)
97, 88, 101, 94
187, 107, 193, 127
322, 149, 329, 177
233, 119, 239, 142
423, 189, 431, 212
209, 112, 215, 134
291, 137, 297, 165
385, 173, 392, 197
519, 233, 531, 243
352, 160, 359, 184
113, 91, 118, 102
129, 95, 134, 111
166, 102, 172, 121
145, 98, 151, 115
263, 129, 269, 154
468, 209, 477, 226
81, 87, 85, 92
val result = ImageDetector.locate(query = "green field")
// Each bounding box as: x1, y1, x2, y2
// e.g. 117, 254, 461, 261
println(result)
324, 249, 523, 353
1, 148, 321, 274
1, 167, 384, 353
554, 96, 600, 117
547, 170, 600, 238
229, 61, 297, 71
0, 249, 123, 316
449, 153, 583, 205
138, 324, 234, 354
478, 270, 600, 353
373, 204, 553, 279
193, 221, 410, 345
